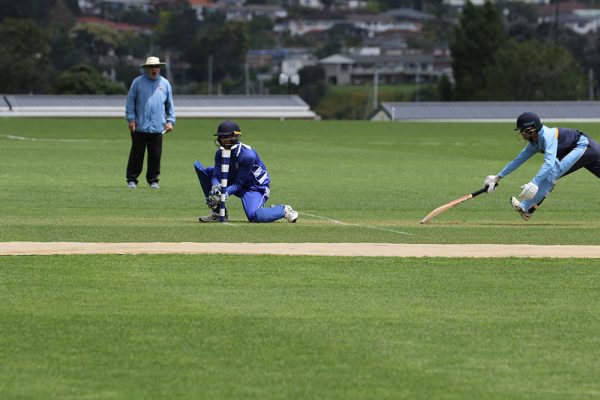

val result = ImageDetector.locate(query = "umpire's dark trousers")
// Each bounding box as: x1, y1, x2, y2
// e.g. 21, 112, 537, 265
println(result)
126, 131, 163, 184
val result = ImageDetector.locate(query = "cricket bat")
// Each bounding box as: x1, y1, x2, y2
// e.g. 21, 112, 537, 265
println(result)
420, 187, 488, 224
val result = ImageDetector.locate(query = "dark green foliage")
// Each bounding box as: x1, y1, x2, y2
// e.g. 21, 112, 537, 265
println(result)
437, 74, 453, 100
185, 22, 249, 83
247, 16, 277, 49
297, 65, 327, 107
483, 40, 585, 100
450, 1, 507, 100
154, 4, 198, 52
53, 64, 126, 94
0, 18, 50, 93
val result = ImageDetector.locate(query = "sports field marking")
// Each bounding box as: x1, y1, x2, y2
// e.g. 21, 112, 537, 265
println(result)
1, 134, 95, 143
299, 212, 412, 235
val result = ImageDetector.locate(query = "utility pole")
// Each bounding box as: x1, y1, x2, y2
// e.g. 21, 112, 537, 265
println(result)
373, 67, 379, 110
208, 55, 213, 95
415, 64, 420, 102
245, 62, 250, 95
589, 68, 595, 100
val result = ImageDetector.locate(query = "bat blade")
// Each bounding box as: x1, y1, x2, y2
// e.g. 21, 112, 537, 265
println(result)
420, 187, 488, 224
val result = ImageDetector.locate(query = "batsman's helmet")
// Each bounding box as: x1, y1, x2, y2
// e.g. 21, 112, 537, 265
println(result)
514, 112, 542, 133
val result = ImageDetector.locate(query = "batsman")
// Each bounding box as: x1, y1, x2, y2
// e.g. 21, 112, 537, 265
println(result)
484, 112, 600, 220
193, 120, 298, 223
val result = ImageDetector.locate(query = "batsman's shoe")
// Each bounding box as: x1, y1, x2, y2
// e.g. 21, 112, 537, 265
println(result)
199, 210, 228, 223
127, 181, 136, 189
283, 205, 298, 223
510, 197, 532, 221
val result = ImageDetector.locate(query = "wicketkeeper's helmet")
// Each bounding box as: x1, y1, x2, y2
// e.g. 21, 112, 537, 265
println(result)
514, 112, 542, 133
214, 120, 241, 148
214, 120, 242, 137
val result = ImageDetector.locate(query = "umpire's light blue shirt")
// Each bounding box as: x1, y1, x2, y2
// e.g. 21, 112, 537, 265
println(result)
125, 73, 175, 133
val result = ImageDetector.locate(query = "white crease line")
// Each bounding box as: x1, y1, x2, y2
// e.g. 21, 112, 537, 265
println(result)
1, 134, 119, 143
2, 134, 94, 142
300, 212, 412, 235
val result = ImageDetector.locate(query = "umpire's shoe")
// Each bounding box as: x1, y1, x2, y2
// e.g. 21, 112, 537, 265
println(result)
199, 210, 228, 223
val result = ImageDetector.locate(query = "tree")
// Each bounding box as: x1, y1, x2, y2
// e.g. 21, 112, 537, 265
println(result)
450, 1, 506, 100
71, 23, 121, 59
154, 3, 198, 52
0, 0, 53, 22
0, 0, 79, 22
483, 40, 585, 100
186, 22, 249, 84
0, 18, 50, 93
297, 65, 327, 108
437, 74, 453, 101
47, 0, 81, 71
53, 64, 126, 94
247, 16, 276, 49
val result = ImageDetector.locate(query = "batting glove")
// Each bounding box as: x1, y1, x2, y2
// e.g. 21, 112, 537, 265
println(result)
483, 175, 500, 193
519, 182, 538, 200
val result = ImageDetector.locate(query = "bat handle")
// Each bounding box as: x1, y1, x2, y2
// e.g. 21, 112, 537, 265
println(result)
472, 185, 494, 197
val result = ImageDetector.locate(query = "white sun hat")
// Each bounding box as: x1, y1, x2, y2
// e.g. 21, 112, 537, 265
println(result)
139, 56, 166, 68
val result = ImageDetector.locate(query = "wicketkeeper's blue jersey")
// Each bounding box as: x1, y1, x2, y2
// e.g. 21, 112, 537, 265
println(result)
212, 143, 271, 196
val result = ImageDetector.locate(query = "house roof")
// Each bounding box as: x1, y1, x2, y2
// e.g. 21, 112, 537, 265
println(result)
0, 95, 318, 119
374, 101, 600, 121
320, 54, 355, 64
537, 0, 598, 17
187, 0, 213, 5
350, 53, 433, 63
383, 7, 433, 20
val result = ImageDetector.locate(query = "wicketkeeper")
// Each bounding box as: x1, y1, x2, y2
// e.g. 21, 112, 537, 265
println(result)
484, 112, 600, 220
193, 120, 298, 223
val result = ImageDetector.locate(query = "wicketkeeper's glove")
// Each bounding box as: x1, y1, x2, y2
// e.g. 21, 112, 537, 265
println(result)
206, 184, 227, 209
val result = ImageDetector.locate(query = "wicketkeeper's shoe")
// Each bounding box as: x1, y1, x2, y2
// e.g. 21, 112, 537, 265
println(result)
283, 205, 298, 223
199, 210, 228, 223
127, 181, 136, 189
510, 197, 532, 221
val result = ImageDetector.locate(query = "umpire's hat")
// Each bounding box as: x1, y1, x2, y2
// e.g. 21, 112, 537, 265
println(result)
214, 120, 241, 136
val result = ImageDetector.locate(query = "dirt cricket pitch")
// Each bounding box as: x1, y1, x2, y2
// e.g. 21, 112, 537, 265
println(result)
1, 242, 600, 258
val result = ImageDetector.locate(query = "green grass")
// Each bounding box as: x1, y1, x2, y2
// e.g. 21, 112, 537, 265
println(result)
2, 118, 600, 399
2, 118, 600, 244
2, 255, 600, 400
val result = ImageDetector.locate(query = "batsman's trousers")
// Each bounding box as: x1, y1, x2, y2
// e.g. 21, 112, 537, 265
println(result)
521, 134, 600, 212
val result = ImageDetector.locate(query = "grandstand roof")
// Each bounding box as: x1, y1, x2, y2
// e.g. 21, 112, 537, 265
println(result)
0, 95, 317, 119
372, 101, 600, 122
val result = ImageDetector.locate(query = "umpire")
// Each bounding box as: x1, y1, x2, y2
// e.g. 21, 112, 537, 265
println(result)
125, 56, 176, 189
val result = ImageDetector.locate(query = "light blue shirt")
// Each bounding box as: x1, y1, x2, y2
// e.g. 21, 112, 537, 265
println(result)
125, 74, 175, 133
498, 125, 589, 185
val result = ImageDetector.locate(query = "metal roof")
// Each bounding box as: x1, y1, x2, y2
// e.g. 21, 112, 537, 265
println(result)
374, 101, 600, 122
0, 94, 318, 119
